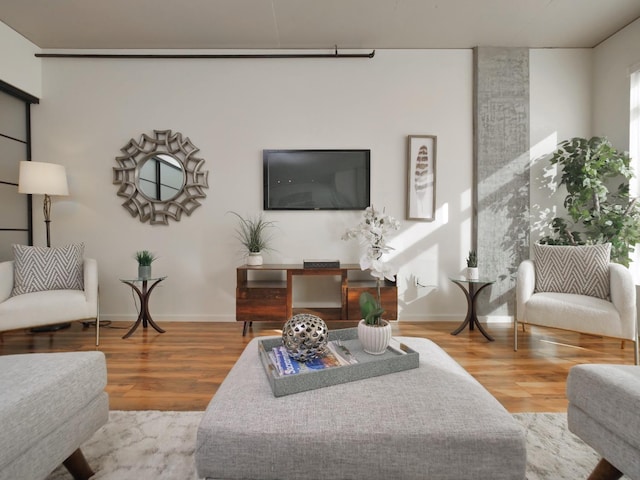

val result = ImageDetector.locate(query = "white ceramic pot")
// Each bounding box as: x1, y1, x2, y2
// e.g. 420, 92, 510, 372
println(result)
466, 267, 479, 280
247, 252, 263, 266
357, 319, 392, 355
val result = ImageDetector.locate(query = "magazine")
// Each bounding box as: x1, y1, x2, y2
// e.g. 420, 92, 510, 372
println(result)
269, 341, 355, 376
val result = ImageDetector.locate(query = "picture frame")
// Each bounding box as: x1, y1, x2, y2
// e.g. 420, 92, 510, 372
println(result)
407, 135, 437, 221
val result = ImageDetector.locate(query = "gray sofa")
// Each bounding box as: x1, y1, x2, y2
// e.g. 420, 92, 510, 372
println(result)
0, 351, 109, 480
567, 364, 640, 479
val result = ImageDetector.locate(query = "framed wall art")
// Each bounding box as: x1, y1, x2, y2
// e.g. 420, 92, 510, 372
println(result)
407, 135, 437, 221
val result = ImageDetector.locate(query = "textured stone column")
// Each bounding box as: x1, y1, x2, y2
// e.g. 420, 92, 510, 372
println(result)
474, 47, 530, 317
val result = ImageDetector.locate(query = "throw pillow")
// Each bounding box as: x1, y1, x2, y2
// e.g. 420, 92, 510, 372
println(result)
533, 243, 611, 299
11, 243, 84, 296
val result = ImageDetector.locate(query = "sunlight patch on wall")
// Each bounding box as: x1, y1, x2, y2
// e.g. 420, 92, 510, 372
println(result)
529, 131, 560, 244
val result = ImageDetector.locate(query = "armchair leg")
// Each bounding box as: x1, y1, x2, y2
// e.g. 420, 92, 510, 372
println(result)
634, 339, 639, 366
95, 292, 100, 347
514, 319, 518, 351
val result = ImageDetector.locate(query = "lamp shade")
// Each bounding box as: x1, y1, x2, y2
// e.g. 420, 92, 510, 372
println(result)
18, 161, 69, 196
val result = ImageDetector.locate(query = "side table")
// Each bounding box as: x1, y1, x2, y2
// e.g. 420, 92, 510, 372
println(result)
120, 276, 167, 339
450, 277, 495, 341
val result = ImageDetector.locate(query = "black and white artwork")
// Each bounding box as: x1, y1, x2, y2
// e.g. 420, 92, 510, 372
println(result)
407, 135, 437, 221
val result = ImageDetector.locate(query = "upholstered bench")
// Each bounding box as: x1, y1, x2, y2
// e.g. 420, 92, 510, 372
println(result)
196, 336, 526, 480
0, 351, 109, 480
567, 364, 640, 479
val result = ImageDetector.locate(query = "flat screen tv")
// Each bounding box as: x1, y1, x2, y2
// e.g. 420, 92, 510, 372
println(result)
263, 149, 370, 210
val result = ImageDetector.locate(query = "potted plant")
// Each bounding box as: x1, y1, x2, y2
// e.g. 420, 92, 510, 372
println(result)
357, 291, 392, 354
343, 205, 400, 354
466, 250, 478, 280
539, 137, 640, 266
229, 211, 276, 266
135, 250, 157, 279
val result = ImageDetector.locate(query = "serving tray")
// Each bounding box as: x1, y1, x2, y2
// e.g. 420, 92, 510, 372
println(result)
258, 327, 419, 397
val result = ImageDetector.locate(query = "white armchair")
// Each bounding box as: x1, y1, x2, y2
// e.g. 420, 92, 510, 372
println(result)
0, 258, 100, 345
515, 256, 638, 365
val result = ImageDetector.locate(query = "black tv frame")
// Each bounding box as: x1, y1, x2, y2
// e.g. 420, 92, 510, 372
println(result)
263, 149, 371, 211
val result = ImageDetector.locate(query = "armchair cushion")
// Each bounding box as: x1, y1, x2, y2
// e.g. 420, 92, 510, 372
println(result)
533, 243, 610, 299
11, 243, 84, 297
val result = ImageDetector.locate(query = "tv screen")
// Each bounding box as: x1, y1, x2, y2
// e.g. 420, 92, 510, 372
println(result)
263, 149, 370, 210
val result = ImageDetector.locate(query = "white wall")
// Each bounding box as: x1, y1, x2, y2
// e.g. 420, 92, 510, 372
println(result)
529, 49, 593, 245
592, 18, 640, 283
31, 50, 477, 322
593, 17, 640, 147
0, 22, 41, 98
0, 42, 601, 324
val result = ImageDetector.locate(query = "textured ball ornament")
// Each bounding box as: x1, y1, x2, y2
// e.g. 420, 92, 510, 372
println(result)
282, 314, 329, 362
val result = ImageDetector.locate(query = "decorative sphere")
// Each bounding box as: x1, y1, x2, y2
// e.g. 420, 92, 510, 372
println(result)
282, 314, 329, 362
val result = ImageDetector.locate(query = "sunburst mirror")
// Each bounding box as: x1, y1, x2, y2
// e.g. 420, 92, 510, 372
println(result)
113, 130, 209, 225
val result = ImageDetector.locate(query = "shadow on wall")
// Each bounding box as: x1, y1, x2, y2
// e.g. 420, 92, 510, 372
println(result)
530, 151, 562, 243
477, 157, 531, 317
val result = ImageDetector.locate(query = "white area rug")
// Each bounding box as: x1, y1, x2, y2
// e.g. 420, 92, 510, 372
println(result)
46, 410, 625, 479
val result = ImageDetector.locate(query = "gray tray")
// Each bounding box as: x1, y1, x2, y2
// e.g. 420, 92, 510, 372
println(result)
258, 327, 419, 397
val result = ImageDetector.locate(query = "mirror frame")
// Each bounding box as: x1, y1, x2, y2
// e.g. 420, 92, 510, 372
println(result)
113, 130, 208, 225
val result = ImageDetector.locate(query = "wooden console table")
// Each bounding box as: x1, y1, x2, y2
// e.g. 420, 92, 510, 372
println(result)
236, 264, 397, 336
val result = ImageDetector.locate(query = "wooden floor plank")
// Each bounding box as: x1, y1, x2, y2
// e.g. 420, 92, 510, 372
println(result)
0, 320, 635, 412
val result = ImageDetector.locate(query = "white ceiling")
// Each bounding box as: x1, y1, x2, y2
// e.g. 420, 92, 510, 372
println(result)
1, 0, 640, 50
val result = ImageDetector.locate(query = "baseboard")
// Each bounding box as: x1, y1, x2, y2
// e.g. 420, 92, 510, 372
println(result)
99, 314, 236, 323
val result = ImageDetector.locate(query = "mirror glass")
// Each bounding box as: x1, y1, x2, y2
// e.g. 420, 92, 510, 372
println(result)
137, 153, 185, 201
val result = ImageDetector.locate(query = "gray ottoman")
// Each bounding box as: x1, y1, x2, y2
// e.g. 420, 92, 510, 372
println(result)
567, 364, 640, 479
196, 336, 526, 480
0, 351, 109, 480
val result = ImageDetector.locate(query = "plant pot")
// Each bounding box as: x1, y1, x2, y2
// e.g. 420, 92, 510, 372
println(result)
357, 319, 392, 355
466, 267, 479, 280
138, 265, 151, 279
247, 252, 263, 266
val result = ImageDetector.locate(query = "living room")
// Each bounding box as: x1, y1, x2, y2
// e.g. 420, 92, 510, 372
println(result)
1, 2, 640, 479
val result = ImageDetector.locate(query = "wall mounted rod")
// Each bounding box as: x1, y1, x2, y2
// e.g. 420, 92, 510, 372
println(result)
36, 50, 376, 59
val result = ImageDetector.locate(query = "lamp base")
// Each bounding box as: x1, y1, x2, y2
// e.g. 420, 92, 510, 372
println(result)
30, 323, 72, 333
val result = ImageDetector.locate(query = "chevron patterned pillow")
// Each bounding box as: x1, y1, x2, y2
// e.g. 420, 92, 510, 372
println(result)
533, 243, 611, 299
11, 243, 84, 296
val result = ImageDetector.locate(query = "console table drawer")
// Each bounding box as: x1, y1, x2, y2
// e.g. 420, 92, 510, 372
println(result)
237, 287, 286, 300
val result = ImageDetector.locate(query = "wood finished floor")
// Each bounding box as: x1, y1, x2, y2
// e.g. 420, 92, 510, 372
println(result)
0, 320, 635, 413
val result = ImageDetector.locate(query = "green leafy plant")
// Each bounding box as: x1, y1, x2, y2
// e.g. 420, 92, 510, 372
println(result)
228, 211, 276, 253
466, 250, 478, 268
134, 250, 157, 266
539, 137, 640, 266
359, 291, 385, 326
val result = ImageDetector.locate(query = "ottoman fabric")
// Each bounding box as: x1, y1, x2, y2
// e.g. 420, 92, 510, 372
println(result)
567, 364, 640, 478
0, 351, 108, 476
196, 336, 526, 480
567, 364, 640, 451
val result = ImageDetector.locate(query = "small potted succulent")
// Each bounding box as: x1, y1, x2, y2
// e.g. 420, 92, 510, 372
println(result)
358, 291, 392, 354
135, 250, 157, 279
229, 211, 276, 266
466, 250, 479, 280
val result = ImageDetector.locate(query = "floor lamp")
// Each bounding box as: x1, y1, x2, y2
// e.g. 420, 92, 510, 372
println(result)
18, 161, 69, 248
18, 161, 70, 332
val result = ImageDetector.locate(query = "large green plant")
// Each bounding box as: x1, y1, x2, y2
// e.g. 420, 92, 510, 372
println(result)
539, 136, 640, 266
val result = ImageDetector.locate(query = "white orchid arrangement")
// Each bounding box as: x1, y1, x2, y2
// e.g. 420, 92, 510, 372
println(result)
342, 205, 400, 282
